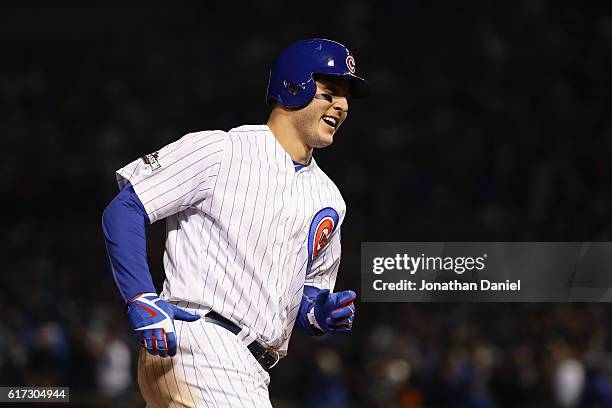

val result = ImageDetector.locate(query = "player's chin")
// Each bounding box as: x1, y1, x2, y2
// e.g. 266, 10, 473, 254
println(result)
315, 134, 334, 148
316, 127, 336, 147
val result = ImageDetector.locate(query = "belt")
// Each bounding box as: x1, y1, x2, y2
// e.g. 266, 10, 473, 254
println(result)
204, 311, 280, 370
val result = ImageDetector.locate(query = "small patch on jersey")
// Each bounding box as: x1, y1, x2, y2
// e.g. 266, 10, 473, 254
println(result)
307, 207, 340, 269
346, 55, 356, 74
142, 152, 161, 171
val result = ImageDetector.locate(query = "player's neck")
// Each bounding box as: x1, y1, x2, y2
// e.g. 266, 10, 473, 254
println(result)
267, 112, 313, 165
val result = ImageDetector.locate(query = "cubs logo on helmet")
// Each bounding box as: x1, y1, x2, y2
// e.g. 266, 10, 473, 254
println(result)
346, 55, 356, 74
307, 207, 340, 271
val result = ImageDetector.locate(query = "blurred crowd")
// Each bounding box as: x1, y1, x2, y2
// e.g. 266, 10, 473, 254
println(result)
3, 1, 612, 406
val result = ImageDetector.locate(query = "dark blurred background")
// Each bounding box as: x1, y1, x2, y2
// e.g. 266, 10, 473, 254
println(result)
3, 1, 612, 407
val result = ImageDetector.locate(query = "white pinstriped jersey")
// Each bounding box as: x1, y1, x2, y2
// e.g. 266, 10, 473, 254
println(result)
116, 124, 345, 357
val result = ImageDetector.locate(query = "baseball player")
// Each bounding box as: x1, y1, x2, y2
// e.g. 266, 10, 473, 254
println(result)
102, 38, 370, 407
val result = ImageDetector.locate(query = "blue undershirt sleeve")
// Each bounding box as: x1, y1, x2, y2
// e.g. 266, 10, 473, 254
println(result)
102, 182, 156, 306
296, 285, 325, 336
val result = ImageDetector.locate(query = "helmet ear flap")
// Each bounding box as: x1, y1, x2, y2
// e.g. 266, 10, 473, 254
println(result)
283, 80, 301, 96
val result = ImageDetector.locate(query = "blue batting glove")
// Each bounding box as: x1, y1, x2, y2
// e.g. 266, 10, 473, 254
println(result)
312, 289, 356, 334
126, 293, 200, 357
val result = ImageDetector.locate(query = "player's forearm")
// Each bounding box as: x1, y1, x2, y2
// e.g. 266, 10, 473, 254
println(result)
102, 182, 156, 305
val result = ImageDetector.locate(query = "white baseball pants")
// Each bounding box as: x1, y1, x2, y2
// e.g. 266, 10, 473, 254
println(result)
138, 318, 272, 407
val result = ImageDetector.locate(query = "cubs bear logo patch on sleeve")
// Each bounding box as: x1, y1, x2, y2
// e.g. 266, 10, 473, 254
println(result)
307, 207, 340, 270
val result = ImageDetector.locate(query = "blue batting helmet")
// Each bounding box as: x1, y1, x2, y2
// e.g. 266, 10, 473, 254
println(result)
266, 39, 371, 109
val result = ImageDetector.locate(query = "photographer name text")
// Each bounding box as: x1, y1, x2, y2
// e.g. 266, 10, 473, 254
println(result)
373, 279, 521, 292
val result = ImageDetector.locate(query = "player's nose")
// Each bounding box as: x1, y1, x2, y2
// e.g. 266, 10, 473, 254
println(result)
332, 96, 349, 113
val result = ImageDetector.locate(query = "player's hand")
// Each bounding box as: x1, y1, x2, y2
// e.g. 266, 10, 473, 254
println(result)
313, 289, 356, 334
126, 293, 200, 357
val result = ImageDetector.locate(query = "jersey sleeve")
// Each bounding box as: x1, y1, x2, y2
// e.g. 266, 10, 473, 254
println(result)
304, 228, 342, 291
115, 131, 226, 223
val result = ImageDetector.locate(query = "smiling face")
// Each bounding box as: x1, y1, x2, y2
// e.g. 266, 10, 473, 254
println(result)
292, 74, 350, 149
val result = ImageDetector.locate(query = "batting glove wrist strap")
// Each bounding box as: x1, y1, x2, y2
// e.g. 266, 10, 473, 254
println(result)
307, 307, 323, 331
127, 292, 155, 307
126, 293, 200, 358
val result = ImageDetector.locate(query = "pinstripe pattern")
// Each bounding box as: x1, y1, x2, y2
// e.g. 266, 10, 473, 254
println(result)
138, 318, 271, 407
117, 124, 345, 404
